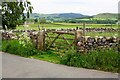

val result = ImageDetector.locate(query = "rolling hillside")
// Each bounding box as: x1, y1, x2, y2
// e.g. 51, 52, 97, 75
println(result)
28, 13, 118, 20
94, 13, 118, 20
27, 13, 118, 23
29, 13, 88, 19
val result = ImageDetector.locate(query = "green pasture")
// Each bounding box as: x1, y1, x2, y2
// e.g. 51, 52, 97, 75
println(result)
16, 22, 118, 37
17, 22, 118, 30
85, 32, 118, 37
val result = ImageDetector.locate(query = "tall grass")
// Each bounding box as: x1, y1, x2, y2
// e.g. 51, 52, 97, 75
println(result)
60, 48, 119, 73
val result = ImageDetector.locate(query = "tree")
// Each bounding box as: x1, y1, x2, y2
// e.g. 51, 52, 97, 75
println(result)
2, 0, 33, 30
40, 17, 46, 24
34, 18, 38, 23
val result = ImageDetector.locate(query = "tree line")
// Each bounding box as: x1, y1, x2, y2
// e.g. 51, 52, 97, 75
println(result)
64, 19, 117, 24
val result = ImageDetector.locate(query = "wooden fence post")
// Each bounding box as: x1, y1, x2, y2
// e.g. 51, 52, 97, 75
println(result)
83, 23, 86, 43
83, 23, 86, 53
37, 30, 45, 50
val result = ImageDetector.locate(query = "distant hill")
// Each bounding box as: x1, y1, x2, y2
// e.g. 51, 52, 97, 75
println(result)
27, 13, 118, 22
57, 13, 87, 18
94, 13, 118, 19
29, 13, 88, 19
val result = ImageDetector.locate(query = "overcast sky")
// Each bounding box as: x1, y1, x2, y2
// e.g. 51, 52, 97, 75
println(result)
29, 0, 119, 15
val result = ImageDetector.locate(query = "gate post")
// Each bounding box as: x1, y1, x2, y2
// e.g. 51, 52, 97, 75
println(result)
37, 30, 45, 50
75, 30, 83, 51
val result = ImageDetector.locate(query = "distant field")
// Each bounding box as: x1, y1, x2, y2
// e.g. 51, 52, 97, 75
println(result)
16, 22, 118, 37
17, 22, 118, 30
86, 32, 118, 37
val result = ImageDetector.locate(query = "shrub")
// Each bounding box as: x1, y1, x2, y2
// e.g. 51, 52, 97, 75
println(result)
2, 33, 40, 57
60, 49, 119, 73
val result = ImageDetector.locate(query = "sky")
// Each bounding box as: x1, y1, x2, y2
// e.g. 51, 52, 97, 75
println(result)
29, 0, 119, 15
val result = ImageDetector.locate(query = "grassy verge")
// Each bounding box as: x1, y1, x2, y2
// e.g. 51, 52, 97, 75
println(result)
30, 50, 61, 64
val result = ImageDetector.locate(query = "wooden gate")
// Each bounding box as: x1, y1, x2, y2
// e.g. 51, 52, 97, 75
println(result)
37, 29, 83, 50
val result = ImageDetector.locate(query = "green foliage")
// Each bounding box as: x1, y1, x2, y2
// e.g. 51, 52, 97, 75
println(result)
60, 49, 119, 73
0, 40, 2, 51
34, 18, 38, 23
2, 1, 33, 29
40, 17, 46, 24
2, 40, 39, 57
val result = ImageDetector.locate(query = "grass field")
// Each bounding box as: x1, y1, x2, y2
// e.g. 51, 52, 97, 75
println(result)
17, 22, 118, 30
16, 22, 118, 37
